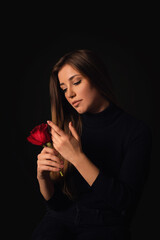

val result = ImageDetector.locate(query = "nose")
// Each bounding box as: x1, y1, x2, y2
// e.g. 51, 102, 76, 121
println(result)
67, 87, 76, 99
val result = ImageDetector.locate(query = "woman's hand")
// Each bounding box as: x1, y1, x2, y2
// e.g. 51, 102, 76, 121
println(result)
47, 121, 82, 164
37, 147, 64, 180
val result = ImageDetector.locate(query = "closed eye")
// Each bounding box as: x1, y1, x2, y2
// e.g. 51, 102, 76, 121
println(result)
74, 80, 81, 85
61, 80, 81, 93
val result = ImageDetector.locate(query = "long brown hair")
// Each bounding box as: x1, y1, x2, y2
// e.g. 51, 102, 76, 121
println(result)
49, 49, 122, 198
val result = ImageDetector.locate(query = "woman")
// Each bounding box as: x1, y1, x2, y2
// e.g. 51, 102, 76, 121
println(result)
32, 49, 152, 239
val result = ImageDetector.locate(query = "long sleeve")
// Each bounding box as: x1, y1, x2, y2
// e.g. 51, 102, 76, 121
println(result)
89, 122, 152, 217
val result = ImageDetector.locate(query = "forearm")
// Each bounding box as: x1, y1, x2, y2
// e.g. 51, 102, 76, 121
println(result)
73, 152, 100, 186
37, 176, 55, 201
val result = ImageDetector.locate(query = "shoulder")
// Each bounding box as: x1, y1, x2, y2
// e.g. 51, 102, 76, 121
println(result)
123, 110, 151, 135
115, 104, 151, 133
115, 105, 152, 148
124, 114, 152, 153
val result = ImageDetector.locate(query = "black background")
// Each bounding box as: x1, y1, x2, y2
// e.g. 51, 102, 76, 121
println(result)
5, 5, 160, 240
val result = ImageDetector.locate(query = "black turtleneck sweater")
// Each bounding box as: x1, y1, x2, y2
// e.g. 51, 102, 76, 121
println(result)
46, 101, 152, 226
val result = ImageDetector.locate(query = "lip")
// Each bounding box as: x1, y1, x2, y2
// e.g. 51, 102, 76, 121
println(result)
72, 100, 82, 106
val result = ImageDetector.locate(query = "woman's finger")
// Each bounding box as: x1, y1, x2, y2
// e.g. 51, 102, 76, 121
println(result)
47, 121, 65, 137
38, 165, 61, 172
38, 153, 62, 163
51, 130, 61, 143
41, 147, 58, 155
38, 159, 64, 169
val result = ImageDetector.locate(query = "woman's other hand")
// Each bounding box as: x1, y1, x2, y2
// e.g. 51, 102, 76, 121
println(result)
47, 121, 82, 164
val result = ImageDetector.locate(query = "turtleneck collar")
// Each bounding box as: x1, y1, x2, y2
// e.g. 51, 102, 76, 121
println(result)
81, 101, 121, 128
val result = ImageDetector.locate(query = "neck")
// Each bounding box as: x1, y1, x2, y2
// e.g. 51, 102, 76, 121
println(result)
87, 99, 110, 114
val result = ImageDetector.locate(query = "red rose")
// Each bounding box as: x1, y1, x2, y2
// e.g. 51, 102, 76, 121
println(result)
27, 123, 51, 146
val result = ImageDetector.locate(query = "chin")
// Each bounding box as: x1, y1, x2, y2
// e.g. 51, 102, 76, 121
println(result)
75, 107, 85, 114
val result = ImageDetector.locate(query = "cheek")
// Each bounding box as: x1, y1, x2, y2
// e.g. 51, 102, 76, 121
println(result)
79, 87, 89, 98
78, 82, 94, 98
81, 86, 96, 104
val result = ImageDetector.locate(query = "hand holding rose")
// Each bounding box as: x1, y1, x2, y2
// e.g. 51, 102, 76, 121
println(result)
27, 123, 64, 177
37, 146, 64, 180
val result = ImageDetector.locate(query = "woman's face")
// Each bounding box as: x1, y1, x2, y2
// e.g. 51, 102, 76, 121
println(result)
58, 64, 109, 114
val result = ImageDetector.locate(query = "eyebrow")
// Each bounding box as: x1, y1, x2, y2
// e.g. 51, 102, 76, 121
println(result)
59, 74, 81, 86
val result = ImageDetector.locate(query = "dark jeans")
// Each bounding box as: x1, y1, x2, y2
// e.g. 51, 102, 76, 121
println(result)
31, 204, 131, 240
